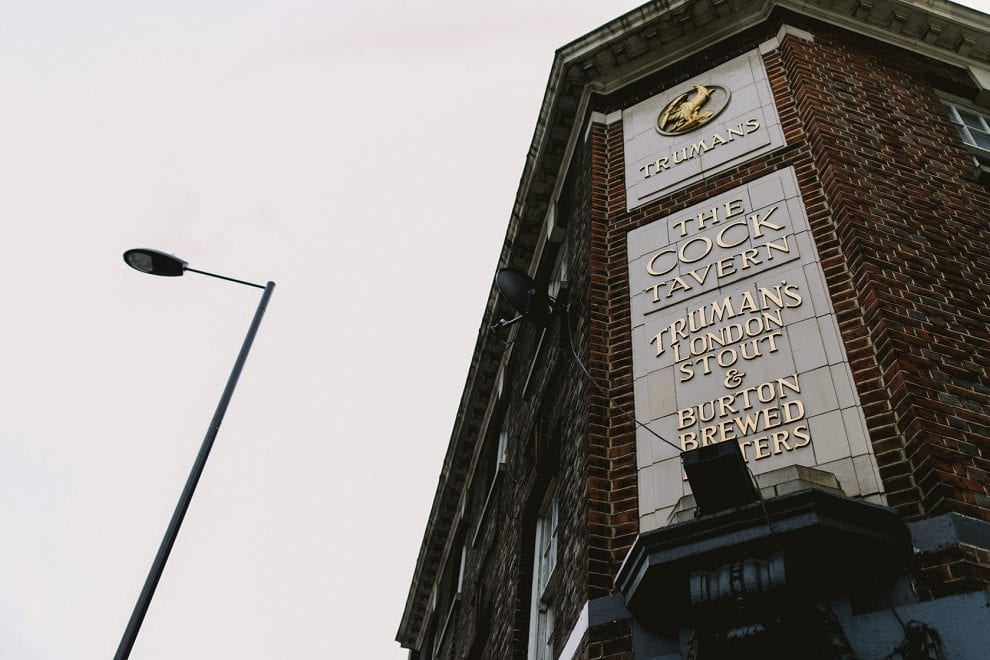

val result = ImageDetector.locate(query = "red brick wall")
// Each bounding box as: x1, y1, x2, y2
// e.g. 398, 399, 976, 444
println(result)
774, 17, 990, 524
423, 10, 990, 660
447, 127, 597, 659
581, 10, 990, 631
913, 544, 990, 600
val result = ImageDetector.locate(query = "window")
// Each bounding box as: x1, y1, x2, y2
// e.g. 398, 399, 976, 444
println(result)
433, 530, 467, 658
471, 378, 510, 546
944, 100, 990, 152
457, 540, 467, 594
494, 367, 510, 468
942, 97, 990, 184
496, 419, 509, 467
522, 240, 568, 400
548, 242, 568, 301
528, 491, 559, 660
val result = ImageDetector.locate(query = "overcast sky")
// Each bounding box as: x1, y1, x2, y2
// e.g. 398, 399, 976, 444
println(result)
3, 1, 989, 659
0, 1, 650, 658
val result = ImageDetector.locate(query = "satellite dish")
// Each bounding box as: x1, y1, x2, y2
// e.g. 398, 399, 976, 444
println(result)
495, 268, 554, 327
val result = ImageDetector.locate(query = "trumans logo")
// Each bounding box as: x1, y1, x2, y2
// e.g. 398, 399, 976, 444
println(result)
656, 84, 730, 136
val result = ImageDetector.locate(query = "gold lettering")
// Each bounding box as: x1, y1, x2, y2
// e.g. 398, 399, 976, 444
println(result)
778, 374, 800, 396
783, 399, 805, 423
646, 249, 677, 276
739, 337, 763, 360
696, 207, 718, 230
710, 296, 735, 321
740, 249, 761, 269
650, 331, 665, 356
715, 219, 748, 249
764, 236, 791, 260
686, 264, 713, 285
783, 283, 802, 306
672, 214, 691, 238
759, 285, 785, 308
687, 306, 707, 332
727, 123, 746, 139
735, 411, 761, 435
689, 139, 710, 158
738, 291, 758, 313
764, 331, 782, 352
718, 395, 737, 416
679, 236, 712, 264
748, 205, 782, 237
716, 348, 737, 367
667, 276, 691, 295
716, 256, 736, 277
771, 430, 792, 453
680, 431, 698, 451
761, 309, 783, 330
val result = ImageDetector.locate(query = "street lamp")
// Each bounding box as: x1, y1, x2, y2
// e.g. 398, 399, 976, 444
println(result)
115, 248, 275, 660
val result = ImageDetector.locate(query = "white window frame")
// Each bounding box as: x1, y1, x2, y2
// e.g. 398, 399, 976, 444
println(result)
944, 98, 990, 154
497, 422, 509, 467
548, 241, 568, 301
528, 491, 560, 660
942, 95, 990, 183
495, 368, 509, 468
457, 541, 467, 593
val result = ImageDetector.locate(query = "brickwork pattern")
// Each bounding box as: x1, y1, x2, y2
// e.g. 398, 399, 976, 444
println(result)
411, 10, 990, 660
442, 135, 596, 659
775, 18, 990, 524
586, 9, 990, 621
913, 544, 990, 600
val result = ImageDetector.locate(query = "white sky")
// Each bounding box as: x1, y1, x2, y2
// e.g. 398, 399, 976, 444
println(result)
2, 1, 988, 659
0, 1, 648, 658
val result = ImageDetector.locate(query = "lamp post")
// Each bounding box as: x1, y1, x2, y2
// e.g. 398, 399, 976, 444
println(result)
115, 248, 275, 660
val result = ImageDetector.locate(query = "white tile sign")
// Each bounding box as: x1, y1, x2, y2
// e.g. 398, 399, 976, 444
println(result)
627, 167, 883, 531
623, 50, 786, 210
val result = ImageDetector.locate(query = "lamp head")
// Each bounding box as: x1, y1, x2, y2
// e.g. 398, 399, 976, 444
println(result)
123, 249, 188, 277
495, 268, 554, 327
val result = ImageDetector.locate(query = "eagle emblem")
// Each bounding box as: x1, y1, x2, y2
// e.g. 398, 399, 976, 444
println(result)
656, 84, 729, 136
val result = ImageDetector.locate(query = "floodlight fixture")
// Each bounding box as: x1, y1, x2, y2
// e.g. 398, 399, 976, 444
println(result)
682, 441, 760, 515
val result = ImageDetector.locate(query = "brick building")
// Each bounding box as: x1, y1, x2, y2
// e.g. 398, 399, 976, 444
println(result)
396, 1, 990, 658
